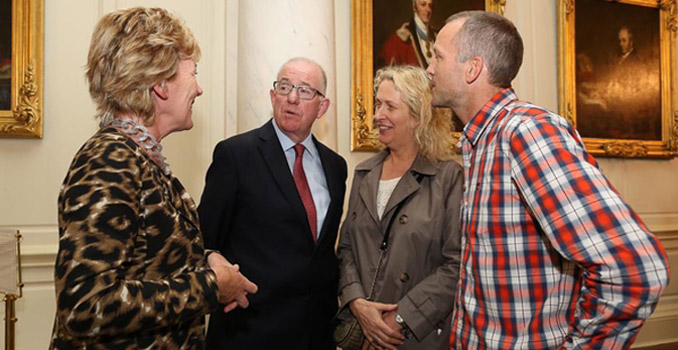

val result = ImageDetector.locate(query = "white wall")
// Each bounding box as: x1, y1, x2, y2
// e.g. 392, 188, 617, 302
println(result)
0, 0, 676, 348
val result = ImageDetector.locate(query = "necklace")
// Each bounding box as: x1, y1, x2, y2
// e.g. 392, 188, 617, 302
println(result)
105, 118, 171, 175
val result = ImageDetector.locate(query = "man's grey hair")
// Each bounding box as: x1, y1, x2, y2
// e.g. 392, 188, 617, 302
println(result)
276, 57, 328, 94
446, 11, 523, 88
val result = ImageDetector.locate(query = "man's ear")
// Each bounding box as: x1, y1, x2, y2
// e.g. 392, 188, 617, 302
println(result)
152, 83, 169, 100
316, 97, 330, 119
465, 56, 483, 84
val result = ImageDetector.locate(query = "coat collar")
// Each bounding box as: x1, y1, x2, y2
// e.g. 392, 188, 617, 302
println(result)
357, 150, 437, 226
356, 149, 438, 175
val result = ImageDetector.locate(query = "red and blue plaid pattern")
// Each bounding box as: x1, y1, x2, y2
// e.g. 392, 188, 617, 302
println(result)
451, 88, 669, 350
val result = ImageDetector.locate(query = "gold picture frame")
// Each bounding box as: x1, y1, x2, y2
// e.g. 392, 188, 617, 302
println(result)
351, 0, 506, 152
558, 0, 677, 158
0, 0, 43, 139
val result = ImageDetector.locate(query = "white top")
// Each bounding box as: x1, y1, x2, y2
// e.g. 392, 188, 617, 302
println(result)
376, 177, 402, 220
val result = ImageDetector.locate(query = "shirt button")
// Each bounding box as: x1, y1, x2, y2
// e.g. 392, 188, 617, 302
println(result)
400, 273, 409, 282
351, 212, 357, 220
399, 215, 408, 224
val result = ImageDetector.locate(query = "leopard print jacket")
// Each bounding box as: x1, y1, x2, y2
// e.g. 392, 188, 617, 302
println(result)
49, 128, 219, 350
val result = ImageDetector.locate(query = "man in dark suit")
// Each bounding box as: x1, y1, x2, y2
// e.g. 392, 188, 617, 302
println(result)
198, 57, 348, 350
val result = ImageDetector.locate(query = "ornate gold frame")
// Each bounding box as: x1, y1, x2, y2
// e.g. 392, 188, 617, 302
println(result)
351, 0, 506, 151
0, 0, 43, 138
558, 0, 677, 158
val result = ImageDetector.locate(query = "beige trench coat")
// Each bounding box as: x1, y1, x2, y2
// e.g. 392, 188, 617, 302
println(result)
337, 151, 463, 350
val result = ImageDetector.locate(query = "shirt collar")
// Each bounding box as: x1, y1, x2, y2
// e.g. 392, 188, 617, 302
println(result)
462, 88, 518, 148
271, 118, 318, 159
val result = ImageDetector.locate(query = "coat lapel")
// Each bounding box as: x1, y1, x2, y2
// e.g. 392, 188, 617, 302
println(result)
357, 151, 388, 227
382, 173, 420, 220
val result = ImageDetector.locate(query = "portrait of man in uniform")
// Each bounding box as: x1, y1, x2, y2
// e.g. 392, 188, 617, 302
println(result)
373, 0, 484, 72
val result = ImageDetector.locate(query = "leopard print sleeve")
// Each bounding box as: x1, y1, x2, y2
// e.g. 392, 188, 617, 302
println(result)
53, 131, 219, 340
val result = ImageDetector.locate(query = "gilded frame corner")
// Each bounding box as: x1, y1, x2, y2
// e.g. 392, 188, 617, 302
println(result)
350, 0, 506, 152
558, 0, 678, 158
0, 0, 44, 139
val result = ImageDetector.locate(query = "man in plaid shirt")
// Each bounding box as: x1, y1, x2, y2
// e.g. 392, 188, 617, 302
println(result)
426, 11, 670, 349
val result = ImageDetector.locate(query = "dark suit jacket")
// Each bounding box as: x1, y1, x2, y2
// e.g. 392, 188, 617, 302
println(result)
198, 120, 347, 350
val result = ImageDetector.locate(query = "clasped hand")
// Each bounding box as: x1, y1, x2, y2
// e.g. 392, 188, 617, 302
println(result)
208, 252, 258, 313
349, 298, 405, 350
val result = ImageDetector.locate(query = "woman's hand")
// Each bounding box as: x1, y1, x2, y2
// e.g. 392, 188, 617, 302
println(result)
207, 252, 258, 313
349, 298, 404, 350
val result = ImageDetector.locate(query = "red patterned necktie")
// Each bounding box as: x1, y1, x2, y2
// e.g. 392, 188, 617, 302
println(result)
293, 144, 317, 242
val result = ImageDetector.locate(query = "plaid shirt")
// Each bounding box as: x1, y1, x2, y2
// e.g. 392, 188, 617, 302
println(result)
452, 89, 669, 349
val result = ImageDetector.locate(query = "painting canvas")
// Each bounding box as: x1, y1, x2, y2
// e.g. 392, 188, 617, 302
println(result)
575, 0, 660, 141
0, 0, 43, 139
372, 0, 484, 72
558, 0, 676, 158
352, 0, 505, 151
0, 1, 11, 111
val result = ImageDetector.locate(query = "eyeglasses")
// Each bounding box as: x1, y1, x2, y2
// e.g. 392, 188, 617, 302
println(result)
273, 81, 325, 100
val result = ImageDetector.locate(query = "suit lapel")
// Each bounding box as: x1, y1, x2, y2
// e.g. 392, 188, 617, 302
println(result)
315, 138, 341, 247
257, 121, 312, 241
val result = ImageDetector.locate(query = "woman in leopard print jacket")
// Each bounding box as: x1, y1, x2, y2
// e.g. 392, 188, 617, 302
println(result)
50, 7, 256, 350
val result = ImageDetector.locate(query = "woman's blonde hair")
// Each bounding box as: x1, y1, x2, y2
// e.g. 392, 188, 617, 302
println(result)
374, 65, 455, 163
86, 7, 201, 126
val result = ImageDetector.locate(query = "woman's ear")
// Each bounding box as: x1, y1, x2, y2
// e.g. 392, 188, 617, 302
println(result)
152, 82, 169, 100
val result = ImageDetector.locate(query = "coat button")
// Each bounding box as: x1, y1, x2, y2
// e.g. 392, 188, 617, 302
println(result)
351, 212, 357, 220
400, 273, 409, 282
399, 215, 408, 224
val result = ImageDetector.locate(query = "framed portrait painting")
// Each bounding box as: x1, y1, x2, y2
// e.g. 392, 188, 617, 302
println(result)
0, 0, 43, 139
558, 0, 677, 158
351, 0, 506, 151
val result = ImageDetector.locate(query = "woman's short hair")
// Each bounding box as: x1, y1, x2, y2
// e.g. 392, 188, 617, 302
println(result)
374, 65, 455, 163
86, 7, 200, 126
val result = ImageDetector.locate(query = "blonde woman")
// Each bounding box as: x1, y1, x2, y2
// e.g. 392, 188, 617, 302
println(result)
337, 65, 462, 350
50, 7, 255, 349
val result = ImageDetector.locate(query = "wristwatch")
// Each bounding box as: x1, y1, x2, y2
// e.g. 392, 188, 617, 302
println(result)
395, 313, 412, 339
